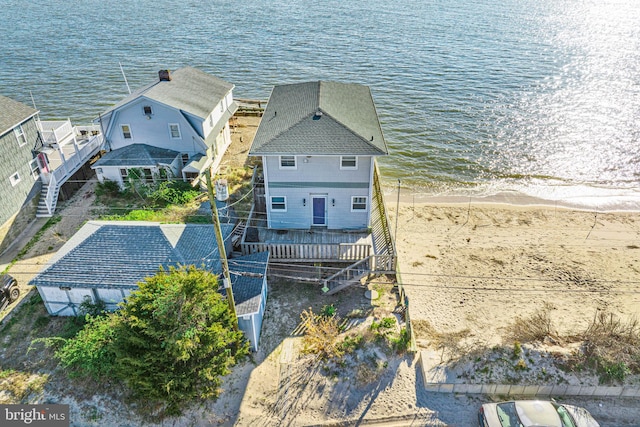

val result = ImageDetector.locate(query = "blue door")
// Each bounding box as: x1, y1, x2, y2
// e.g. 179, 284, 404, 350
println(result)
312, 196, 326, 226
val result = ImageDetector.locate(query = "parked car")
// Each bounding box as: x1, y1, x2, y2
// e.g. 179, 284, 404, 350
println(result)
478, 400, 600, 427
0, 274, 20, 312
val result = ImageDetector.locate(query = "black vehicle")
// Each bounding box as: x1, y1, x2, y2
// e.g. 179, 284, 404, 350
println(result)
0, 274, 20, 312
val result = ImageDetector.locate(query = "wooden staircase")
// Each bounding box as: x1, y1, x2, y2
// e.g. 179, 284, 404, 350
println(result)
321, 256, 372, 295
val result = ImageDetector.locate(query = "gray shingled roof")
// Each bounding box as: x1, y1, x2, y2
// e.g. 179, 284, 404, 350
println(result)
0, 95, 38, 137
100, 67, 234, 119
30, 222, 234, 290
249, 81, 388, 156
93, 144, 180, 167
227, 251, 269, 316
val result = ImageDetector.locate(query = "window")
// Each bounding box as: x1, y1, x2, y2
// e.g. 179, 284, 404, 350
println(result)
271, 196, 287, 211
29, 159, 39, 180
279, 155, 296, 169
121, 124, 132, 139
9, 172, 21, 187
181, 153, 189, 166
120, 168, 128, 179
351, 196, 367, 211
143, 168, 153, 182
143, 105, 153, 116
14, 125, 26, 146
169, 123, 181, 139
340, 156, 357, 169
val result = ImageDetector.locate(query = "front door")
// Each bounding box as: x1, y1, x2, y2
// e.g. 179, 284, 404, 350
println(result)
312, 196, 327, 226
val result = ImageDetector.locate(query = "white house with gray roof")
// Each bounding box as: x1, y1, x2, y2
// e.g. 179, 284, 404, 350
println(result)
249, 81, 388, 230
30, 221, 268, 351
92, 67, 237, 188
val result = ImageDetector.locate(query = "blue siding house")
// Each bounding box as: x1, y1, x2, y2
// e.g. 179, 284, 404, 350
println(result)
92, 67, 237, 188
249, 81, 388, 231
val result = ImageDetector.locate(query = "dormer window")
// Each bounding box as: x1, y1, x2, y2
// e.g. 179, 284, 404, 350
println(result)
143, 105, 153, 116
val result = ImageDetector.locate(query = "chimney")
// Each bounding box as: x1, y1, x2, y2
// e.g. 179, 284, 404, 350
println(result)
158, 70, 171, 82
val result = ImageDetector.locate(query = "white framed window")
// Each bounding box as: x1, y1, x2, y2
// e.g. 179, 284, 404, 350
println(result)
169, 123, 181, 139
120, 168, 128, 179
340, 156, 358, 170
279, 155, 296, 169
29, 159, 39, 180
143, 105, 153, 116
351, 196, 367, 211
14, 125, 27, 146
270, 196, 287, 211
9, 171, 21, 187
121, 124, 132, 139
181, 153, 189, 166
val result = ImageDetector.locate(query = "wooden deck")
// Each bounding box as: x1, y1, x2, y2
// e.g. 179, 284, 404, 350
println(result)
241, 214, 372, 261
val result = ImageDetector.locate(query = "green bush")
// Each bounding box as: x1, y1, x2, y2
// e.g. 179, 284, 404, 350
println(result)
55, 266, 249, 417
150, 180, 200, 205
95, 180, 121, 197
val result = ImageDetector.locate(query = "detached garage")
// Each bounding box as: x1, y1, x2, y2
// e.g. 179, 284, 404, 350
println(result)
30, 221, 269, 351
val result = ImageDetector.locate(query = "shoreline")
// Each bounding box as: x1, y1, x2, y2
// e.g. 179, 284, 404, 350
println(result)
382, 185, 640, 213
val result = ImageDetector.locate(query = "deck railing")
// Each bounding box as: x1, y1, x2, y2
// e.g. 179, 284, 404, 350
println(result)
370, 161, 397, 270
39, 133, 104, 215
49, 134, 103, 184
39, 120, 74, 145
242, 241, 371, 261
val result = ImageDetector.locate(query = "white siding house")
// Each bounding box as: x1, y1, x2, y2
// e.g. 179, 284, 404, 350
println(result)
249, 81, 388, 230
93, 67, 237, 188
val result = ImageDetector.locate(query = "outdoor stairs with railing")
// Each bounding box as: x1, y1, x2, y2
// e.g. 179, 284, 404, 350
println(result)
36, 183, 60, 218
321, 256, 372, 296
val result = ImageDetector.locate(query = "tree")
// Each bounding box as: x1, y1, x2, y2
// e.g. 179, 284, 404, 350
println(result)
56, 266, 249, 416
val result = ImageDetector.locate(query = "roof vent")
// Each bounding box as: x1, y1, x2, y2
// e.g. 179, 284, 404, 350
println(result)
313, 111, 323, 120
158, 70, 172, 82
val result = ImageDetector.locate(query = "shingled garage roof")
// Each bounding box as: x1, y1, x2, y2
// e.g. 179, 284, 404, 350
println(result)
249, 81, 388, 156
0, 95, 38, 137
227, 251, 269, 316
30, 222, 234, 290
92, 144, 180, 167
101, 67, 235, 120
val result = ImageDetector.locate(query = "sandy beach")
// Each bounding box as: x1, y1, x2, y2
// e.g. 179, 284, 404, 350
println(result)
388, 197, 640, 348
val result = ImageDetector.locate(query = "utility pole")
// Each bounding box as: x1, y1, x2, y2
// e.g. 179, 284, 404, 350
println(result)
206, 167, 238, 330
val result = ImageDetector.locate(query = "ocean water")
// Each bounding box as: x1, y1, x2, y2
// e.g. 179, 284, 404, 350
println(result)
1, 0, 639, 210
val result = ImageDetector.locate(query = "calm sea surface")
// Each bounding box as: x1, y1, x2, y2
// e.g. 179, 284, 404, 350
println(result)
1, 0, 639, 210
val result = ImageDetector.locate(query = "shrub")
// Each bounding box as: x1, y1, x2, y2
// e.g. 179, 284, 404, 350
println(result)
95, 180, 121, 197
301, 308, 342, 360
321, 304, 337, 318
55, 266, 249, 417
150, 180, 200, 205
